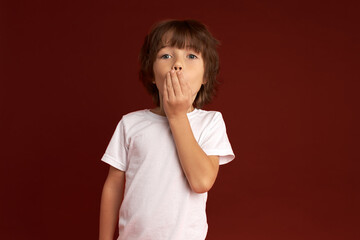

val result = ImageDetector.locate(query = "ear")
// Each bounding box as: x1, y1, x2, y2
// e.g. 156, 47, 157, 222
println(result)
202, 78, 208, 85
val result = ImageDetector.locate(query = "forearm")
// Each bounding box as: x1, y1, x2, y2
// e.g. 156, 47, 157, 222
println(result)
99, 178, 124, 240
168, 115, 219, 193
162, 70, 219, 193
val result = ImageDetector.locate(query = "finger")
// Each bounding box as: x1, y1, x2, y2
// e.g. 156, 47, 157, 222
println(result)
166, 71, 175, 99
170, 70, 182, 96
177, 71, 192, 96
163, 75, 169, 102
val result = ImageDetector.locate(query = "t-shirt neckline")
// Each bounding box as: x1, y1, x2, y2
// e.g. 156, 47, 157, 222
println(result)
145, 108, 199, 121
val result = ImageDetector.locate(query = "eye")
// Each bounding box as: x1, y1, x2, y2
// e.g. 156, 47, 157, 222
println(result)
188, 54, 198, 59
160, 54, 171, 59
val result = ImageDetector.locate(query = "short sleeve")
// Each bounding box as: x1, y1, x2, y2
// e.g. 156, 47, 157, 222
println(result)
101, 119, 128, 171
200, 112, 235, 165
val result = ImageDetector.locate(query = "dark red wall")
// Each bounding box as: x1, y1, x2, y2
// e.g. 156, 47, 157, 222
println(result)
1, 0, 359, 239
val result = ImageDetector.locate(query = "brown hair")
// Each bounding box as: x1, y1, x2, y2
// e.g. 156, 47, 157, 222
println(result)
139, 19, 220, 108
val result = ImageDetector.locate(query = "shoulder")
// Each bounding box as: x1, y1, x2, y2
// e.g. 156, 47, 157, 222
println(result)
122, 109, 149, 122
193, 109, 224, 122
115, 109, 149, 130
119, 109, 162, 136
190, 109, 226, 130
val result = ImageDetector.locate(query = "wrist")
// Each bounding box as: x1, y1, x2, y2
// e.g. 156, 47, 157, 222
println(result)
167, 113, 188, 123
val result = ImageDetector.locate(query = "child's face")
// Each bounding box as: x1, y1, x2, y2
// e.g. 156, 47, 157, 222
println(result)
152, 35, 205, 103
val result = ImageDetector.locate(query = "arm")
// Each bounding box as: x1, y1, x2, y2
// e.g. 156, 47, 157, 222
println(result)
163, 70, 219, 193
99, 166, 125, 240
168, 116, 219, 193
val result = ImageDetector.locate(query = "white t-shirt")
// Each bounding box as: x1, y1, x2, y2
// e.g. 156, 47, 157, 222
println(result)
101, 108, 235, 240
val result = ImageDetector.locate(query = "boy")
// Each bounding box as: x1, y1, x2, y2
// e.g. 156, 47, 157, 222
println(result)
99, 19, 235, 240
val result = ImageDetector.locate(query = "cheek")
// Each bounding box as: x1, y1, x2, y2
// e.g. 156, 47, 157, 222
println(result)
154, 73, 166, 88
153, 65, 168, 82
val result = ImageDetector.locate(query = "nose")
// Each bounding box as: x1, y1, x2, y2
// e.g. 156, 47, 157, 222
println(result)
172, 59, 183, 71
172, 54, 183, 71
173, 66, 182, 71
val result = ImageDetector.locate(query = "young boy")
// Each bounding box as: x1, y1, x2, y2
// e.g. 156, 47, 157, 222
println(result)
99, 19, 235, 240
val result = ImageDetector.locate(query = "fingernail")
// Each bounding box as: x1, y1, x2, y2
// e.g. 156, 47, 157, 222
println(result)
170, 69, 175, 74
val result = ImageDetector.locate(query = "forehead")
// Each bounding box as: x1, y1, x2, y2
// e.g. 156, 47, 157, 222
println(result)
157, 30, 203, 53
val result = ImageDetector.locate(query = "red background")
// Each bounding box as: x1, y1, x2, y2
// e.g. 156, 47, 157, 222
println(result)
1, 0, 359, 239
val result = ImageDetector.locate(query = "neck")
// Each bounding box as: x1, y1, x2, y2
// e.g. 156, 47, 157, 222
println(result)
151, 105, 195, 117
